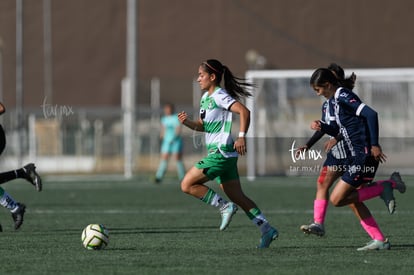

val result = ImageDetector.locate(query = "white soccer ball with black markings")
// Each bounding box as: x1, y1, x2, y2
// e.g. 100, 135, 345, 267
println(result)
81, 224, 109, 250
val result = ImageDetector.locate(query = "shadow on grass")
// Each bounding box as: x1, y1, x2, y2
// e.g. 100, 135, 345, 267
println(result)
104, 247, 138, 251
389, 244, 414, 250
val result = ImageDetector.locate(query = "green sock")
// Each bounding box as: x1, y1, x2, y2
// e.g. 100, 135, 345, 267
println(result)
200, 188, 226, 208
247, 207, 271, 234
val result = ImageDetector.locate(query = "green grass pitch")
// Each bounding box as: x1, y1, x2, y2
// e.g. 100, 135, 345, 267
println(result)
1, 175, 413, 274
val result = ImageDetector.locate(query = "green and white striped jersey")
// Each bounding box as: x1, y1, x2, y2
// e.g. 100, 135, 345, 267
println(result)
199, 87, 238, 158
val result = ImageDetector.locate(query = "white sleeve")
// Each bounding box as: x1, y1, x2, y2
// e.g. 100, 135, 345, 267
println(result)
215, 90, 236, 110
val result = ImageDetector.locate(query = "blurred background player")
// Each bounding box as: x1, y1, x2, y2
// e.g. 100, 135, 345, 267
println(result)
0, 102, 42, 231
154, 103, 185, 183
178, 59, 278, 248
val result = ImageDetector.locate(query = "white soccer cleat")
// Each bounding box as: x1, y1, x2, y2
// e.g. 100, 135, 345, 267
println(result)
300, 222, 325, 237
219, 202, 238, 231
357, 239, 391, 251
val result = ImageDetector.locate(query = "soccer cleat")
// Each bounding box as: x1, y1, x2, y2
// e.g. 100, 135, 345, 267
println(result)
11, 203, 26, 230
357, 239, 391, 251
380, 182, 396, 214
219, 202, 238, 231
300, 222, 325, 237
390, 171, 406, 194
257, 227, 278, 248
23, 163, 42, 192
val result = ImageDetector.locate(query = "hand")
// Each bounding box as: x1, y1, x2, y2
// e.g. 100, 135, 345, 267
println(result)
177, 111, 188, 124
311, 120, 321, 131
371, 145, 387, 163
234, 137, 247, 156
324, 139, 337, 152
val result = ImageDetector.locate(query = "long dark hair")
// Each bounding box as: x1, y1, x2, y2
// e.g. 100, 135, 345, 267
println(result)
311, 66, 356, 89
201, 59, 253, 100
327, 63, 356, 90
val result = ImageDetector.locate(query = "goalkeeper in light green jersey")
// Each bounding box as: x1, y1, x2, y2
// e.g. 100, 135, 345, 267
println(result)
178, 59, 278, 248
154, 103, 185, 183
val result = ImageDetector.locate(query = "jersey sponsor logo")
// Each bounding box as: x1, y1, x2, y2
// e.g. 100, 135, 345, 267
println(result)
339, 92, 349, 97
200, 109, 206, 119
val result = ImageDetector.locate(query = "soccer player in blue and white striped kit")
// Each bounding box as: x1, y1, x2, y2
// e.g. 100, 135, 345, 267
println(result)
309, 68, 406, 250
298, 82, 348, 236
300, 64, 393, 237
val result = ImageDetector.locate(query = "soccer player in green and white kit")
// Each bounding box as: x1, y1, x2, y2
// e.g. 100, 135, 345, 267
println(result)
178, 59, 278, 248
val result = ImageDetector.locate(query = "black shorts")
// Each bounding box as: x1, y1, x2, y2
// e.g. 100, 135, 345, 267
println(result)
361, 155, 379, 183
323, 151, 347, 167
341, 152, 379, 188
341, 152, 367, 188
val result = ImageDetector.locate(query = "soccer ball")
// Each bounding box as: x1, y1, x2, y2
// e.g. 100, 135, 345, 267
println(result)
81, 224, 109, 250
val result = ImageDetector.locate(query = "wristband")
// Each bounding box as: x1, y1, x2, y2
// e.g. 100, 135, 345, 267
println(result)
238, 132, 246, 138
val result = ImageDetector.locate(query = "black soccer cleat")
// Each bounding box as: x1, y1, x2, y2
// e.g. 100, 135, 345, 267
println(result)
11, 203, 26, 230
23, 163, 42, 192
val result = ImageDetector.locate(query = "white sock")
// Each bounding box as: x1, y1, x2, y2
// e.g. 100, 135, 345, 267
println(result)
0, 191, 18, 211
211, 194, 227, 208
252, 214, 271, 234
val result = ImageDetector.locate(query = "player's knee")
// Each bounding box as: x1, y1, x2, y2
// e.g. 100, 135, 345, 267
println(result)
180, 180, 191, 194
330, 195, 342, 207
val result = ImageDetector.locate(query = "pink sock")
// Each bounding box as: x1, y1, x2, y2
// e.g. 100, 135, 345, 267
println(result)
360, 216, 385, 241
314, 199, 328, 224
358, 185, 384, 202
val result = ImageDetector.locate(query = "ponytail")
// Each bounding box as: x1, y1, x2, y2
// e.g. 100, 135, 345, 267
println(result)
201, 59, 253, 100
327, 63, 356, 90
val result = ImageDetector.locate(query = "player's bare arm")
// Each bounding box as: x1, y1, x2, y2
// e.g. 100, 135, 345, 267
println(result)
229, 102, 250, 156
178, 111, 204, 132
0, 102, 5, 115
